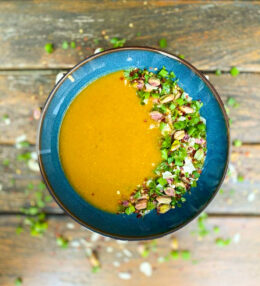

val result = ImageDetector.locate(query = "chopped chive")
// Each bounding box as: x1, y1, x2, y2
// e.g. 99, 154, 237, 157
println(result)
215, 237, 231, 247
14, 277, 23, 286
70, 41, 76, 49
215, 69, 222, 76
110, 37, 126, 48
181, 250, 191, 260
233, 139, 242, 147
159, 38, 167, 48
2, 159, 10, 166
213, 226, 220, 234
56, 236, 69, 249
230, 67, 240, 77
237, 174, 244, 182
45, 43, 54, 54
62, 41, 69, 50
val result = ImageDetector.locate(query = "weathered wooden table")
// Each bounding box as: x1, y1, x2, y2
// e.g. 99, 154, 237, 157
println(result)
1, 1, 260, 285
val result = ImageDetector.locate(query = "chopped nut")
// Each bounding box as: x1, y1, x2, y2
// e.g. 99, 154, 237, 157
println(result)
176, 182, 186, 188
88, 251, 100, 268
179, 106, 194, 114
174, 130, 185, 140
148, 77, 160, 87
145, 83, 158, 92
156, 196, 172, 204
137, 80, 144, 90
135, 199, 148, 210
150, 111, 164, 121
171, 237, 179, 250
164, 187, 175, 196
161, 94, 175, 104
157, 204, 171, 214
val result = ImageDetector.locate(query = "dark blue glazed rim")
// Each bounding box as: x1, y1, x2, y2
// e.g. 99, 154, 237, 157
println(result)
37, 47, 230, 240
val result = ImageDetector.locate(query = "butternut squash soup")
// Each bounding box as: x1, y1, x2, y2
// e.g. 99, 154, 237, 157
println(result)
60, 67, 207, 216
59, 71, 162, 213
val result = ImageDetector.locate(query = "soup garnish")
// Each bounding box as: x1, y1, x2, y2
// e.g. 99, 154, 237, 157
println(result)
119, 67, 207, 216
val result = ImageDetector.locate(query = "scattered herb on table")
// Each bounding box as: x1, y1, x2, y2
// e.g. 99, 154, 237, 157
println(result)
110, 37, 126, 48
87, 250, 101, 273
2, 159, 10, 166
178, 54, 185, 59
62, 41, 69, 50
233, 139, 242, 147
17, 183, 50, 237
213, 226, 220, 234
230, 67, 240, 77
215, 69, 222, 76
181, 250, 191, 260
70, 41, 76, 49
45, 43, 54, 54
159, 38, 167, 48
227, 97, 239, 108
56, 235, 69, 249
215, 237, 231, 247
14, 277, 23, 286
136, 32, 141, 37
237, 174, 244, 182
120, 67, 207, 216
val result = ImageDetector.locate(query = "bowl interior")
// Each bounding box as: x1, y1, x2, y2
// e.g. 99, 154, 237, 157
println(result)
38, 48, 229, 240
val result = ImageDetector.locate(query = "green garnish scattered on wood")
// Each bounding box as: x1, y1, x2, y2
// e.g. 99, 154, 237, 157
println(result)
233, 139, 242, 147
110, 37, 126, 48
62, 41, 69, 50
230, 67, 240, 77
14, 277, 23, 286
45, 43, 54, 54
56, 236, 69, 249
215, 69, 222, 76
215, 237, 231, 247
159, 38, 167, 48
70, 41, 76, 49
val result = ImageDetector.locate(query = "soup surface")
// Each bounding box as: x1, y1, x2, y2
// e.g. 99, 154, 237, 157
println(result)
59, 71, 161, 213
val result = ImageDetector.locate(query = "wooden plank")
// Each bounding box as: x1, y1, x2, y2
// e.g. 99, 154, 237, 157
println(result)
0, 144, 259, 214
0, 1, 260, 70
1, 215, 259, 286
1, 72, 260, 144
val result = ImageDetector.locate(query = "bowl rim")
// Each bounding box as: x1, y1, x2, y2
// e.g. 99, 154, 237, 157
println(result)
37, 46, 230, 240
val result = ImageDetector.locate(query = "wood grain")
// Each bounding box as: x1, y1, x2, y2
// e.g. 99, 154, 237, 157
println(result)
0, 1, 260, 70
1, 72, 260, 144
0, 144, 259, 214
1, 215, 260, 286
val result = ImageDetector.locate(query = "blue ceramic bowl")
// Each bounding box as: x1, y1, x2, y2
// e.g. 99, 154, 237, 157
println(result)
37, 47, 229, 240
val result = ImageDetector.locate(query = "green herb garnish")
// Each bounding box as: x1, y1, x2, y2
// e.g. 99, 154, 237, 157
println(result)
110, 37, 126, 48
230, 67, 240, 77
159, 38, 167, 48
215, 69, 222, 76
233, 139, 242, 147
45, 43, 54, 54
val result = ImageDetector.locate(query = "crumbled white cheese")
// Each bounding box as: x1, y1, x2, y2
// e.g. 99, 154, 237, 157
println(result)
139, 262, 153, 277
183, 157, 196, 174
188, 137, 196, 147
122, 248, 132, 257
162, 171, 173, 179
28, 159, 40, 172
200, 116, 206, 124
118, 272, 132, 280
90, 232, 100, 242
178, 116, 186, 121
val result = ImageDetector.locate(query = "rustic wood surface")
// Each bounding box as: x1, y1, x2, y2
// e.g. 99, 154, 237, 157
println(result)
0, 1, 260, 71
1, 1, 260, 286
0, 144, 259, 214
1, 72, 260, 144
1, 216, 259, 286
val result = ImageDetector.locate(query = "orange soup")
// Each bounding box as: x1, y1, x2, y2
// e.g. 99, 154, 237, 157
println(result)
59, 71, 162, 213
